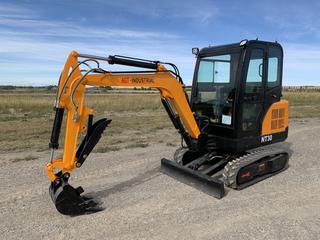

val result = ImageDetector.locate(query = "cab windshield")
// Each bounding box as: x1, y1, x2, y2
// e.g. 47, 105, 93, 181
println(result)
193, 53, 240, 126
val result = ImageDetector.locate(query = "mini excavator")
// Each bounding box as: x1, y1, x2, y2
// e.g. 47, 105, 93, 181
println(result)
46, 40, 290, 215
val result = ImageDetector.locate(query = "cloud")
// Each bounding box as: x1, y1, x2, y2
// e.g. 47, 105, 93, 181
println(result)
0, 5, 197, 86
0, 2, 34, 19
263, 2, 320, 40
0, 3, 24, 12
0, 18, 180, 40
0, 1, 198, 86
91, 0, 220, 23
0, 1, 318, 86
282, 43, 320, 85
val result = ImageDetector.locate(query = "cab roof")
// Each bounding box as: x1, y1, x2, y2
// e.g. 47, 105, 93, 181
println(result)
199, 40, 282, 56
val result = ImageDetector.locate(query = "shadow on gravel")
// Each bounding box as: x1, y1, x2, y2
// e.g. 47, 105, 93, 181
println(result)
278, 142, 294, 157
83, 142, 294, 215
87, 166, 161, 200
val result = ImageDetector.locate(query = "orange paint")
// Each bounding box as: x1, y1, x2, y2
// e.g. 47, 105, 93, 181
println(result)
261, 100, 289, 135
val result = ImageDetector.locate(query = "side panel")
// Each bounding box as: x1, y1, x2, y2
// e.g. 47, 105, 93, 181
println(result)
261, 100, 288, 135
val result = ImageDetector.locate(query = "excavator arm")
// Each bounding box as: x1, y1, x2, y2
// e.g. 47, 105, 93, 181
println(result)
46, 51, 201, 215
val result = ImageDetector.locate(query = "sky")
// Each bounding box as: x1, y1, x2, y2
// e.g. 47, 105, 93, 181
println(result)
0, 0, 319, 86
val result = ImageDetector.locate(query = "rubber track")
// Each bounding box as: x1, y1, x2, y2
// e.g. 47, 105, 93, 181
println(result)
222, 145, 289, 189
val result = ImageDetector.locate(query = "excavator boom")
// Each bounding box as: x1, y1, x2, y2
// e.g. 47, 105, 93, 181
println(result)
46, 51, 203, 215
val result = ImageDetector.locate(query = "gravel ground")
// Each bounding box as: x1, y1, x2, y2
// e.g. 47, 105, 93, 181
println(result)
0, 118, 319, 240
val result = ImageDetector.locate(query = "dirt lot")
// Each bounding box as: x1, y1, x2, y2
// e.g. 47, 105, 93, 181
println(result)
0, 118, 319, 240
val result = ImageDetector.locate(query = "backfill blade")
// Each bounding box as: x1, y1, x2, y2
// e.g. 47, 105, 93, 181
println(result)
161, 158, 225, 199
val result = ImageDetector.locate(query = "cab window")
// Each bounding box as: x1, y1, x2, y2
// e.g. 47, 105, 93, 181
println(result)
267, 47, 282, 89
194, 53, 240, 126
245, 49, 264, 94
197, 55, 231, 83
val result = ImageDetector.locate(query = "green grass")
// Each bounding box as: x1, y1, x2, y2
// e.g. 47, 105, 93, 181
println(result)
126, 142, 149, 149
95, 146, 121, 153
0, 94, 162, 120
283, 92, 320, 106
0, 91, 319, 155
283, 92, 320, 118
12, 155, 38, 162
1, 91, 319, 120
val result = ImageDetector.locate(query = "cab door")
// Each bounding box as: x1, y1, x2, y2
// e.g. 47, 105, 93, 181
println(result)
240, 45, 267, 136
264, 45, 283, 109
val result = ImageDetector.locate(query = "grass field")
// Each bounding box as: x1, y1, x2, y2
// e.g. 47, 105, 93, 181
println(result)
0, 90, 319, 157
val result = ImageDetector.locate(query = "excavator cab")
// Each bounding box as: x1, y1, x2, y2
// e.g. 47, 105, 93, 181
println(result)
191, 40, 288, 152
162, 40, 289, 197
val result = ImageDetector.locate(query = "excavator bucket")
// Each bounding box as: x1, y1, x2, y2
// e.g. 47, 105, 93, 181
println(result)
49, 174, 103, 215
161, 158, 225, 199
48, 118, 111, 215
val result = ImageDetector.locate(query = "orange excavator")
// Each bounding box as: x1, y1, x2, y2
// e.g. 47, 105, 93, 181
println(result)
46, 40, 290, 215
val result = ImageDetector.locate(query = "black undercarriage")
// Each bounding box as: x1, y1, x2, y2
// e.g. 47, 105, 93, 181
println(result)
161, 146, 289, 199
